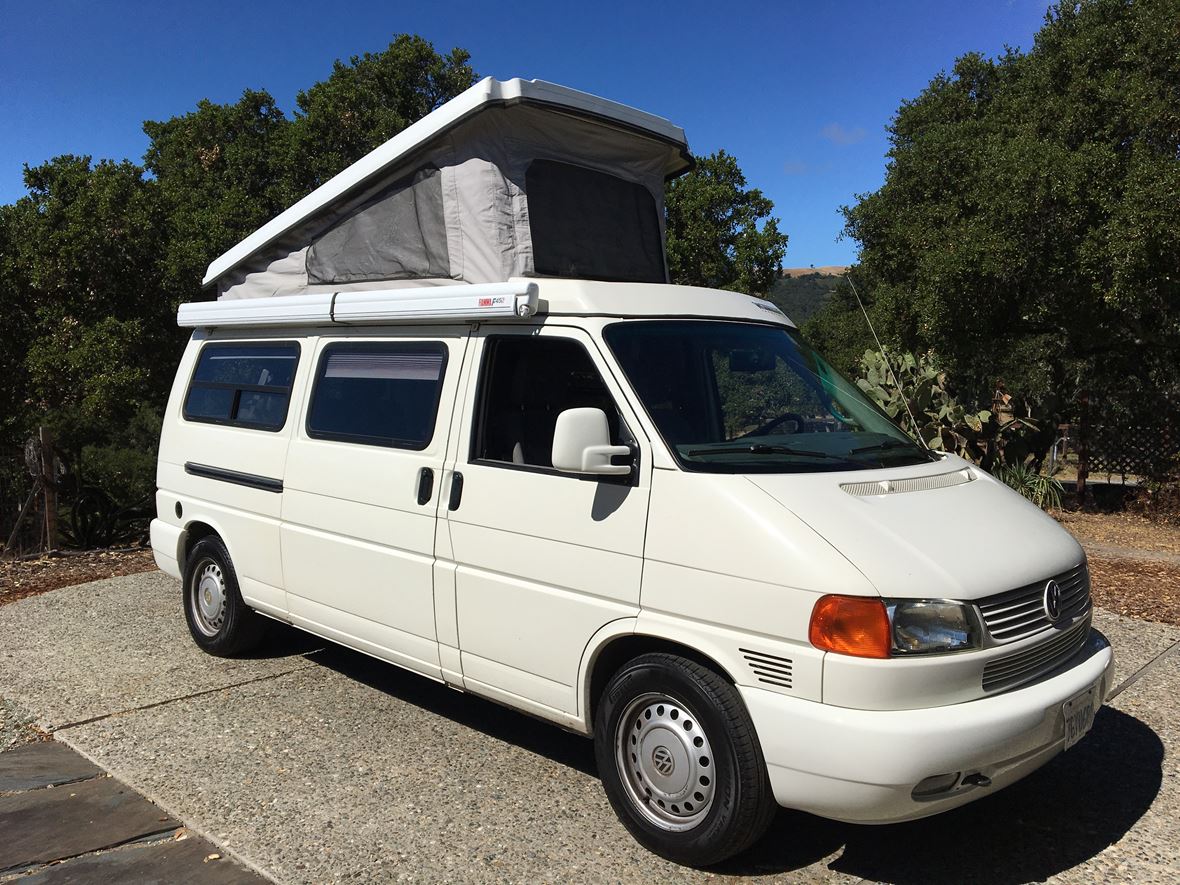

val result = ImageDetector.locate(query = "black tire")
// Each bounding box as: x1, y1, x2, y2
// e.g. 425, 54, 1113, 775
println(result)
182, 536, 267, 656
594, 652, 776, 867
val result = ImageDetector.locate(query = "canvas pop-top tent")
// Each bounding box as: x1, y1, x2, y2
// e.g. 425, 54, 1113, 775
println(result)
203, 78, 694, 301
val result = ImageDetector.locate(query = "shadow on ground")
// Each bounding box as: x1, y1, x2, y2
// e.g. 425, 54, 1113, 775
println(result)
273, 633, 1163, 883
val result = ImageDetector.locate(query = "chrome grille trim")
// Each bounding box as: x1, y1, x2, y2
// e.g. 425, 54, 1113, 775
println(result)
982, 614, 1091, 692
841, 469, 973, 497
977, 564, 1090, 643
740, 648, 793, 689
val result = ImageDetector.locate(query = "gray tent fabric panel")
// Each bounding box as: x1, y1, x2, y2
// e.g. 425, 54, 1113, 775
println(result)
307, 167, 449, 284
448, 157, 516, 285
217, 245, 309, 300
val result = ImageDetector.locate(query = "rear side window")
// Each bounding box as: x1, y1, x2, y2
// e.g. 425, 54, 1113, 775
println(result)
184, 342, 300, 431
307, 342, 447, 449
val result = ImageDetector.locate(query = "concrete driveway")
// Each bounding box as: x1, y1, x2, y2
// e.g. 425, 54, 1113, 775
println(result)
1, 572, 1177, 883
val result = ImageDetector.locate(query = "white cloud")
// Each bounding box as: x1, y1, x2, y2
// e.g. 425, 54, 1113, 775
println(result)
819, 122, 866, 146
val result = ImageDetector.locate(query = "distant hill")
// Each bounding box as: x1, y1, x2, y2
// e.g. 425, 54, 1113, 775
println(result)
780, 265, 848, 279
767, 266, 847, 324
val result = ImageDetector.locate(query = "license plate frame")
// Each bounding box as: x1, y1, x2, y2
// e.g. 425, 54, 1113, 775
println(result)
1062, 680, 1099, 751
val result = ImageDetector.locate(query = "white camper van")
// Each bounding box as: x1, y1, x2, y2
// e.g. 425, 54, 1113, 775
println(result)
152, 78, 1113, 866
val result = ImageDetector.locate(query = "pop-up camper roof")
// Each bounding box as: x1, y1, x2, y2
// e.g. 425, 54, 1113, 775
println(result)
205, 77, 693, 300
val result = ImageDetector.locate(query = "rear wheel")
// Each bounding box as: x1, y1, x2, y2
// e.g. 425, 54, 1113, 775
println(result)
594, 652, 776, 866
183, 536, 267, 656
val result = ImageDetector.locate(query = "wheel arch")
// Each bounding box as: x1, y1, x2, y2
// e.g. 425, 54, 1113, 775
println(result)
579, 622, 742, 736
178, 517, 231, 571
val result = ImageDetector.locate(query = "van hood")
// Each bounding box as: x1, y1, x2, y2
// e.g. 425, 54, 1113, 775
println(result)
745, 455, 1084, 601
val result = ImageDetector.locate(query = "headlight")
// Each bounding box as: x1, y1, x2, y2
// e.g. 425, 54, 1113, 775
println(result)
886, 600, 979, 655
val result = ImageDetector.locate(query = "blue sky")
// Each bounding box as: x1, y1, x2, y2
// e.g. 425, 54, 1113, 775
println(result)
0, 0, 1050, 266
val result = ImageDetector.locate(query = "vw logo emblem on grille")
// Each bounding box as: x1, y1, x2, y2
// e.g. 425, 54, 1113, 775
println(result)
1043, 580, 1063, 623
651, 746, 675, 776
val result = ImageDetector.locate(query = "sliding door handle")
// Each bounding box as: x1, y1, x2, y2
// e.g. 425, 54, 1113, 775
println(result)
416, 467, 434, 505
448, 472, 464, 511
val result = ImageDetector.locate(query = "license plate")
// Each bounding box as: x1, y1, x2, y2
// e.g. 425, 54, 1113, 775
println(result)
1062, 682, 1099, 750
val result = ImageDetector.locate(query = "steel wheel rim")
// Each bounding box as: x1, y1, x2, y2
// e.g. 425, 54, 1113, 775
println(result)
190, 558, 227, 637
614, 691, 717, 831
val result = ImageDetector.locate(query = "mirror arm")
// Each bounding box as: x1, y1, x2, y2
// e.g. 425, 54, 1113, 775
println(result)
582, 445, 633, 475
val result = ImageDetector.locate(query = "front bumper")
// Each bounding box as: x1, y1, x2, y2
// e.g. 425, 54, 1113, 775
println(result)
740, 629, 1114, 824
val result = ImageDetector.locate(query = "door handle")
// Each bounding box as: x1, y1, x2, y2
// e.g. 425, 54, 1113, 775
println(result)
448, 472, 464, 511
416, 467, 434, 505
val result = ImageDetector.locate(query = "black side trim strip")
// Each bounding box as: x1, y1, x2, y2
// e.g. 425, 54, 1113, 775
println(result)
184, 462, 284, 493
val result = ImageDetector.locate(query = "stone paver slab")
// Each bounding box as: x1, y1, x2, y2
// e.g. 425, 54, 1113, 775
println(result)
18, 836, 267, 884
0, 740, 101, 793
0, 772, 176, 872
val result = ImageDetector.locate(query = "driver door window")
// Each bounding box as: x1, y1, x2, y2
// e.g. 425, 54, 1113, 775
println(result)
474, 336, 631, 469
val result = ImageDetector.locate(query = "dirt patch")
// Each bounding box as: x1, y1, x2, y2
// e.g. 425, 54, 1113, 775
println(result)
1087, 556, 1180, 626
1053, 511, 1180, 627
0, 549, 157, 606
1055, 511, 1180, 555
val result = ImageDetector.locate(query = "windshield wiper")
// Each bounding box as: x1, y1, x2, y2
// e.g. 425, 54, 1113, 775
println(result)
685, 443, 850, 460
850, 439, 937, 459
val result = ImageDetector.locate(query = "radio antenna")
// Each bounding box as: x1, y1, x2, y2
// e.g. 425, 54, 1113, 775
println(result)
845, 272, 927, 447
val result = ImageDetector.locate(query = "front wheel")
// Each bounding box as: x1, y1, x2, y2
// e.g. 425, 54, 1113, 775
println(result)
594, 653, 776, 866
183, 536, 267, 656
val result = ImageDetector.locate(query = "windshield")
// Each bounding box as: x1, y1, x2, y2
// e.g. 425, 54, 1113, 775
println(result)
603, 320, 936, 473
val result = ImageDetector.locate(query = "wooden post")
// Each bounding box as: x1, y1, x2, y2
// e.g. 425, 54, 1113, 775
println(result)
1075, 392, 1089, 501
39, 426, 57, 552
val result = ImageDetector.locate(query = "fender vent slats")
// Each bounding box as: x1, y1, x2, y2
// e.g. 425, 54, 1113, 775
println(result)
740, 648, 793, 689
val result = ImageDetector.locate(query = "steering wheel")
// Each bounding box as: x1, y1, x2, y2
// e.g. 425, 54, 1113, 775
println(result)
736, 412, 806, 439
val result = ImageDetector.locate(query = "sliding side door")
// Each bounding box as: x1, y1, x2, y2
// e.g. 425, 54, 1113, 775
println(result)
280, 328, 468, 679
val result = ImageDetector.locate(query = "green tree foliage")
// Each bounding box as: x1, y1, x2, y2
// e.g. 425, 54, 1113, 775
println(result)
808, 0, 1180, 426
0, 35, 477, 518
665, 150, 788, 295
286, 34, 477, 195
6, 157, 171, 454
144, 90, 291, 301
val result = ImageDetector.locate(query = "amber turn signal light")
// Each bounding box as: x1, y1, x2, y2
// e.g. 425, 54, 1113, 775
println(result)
809, 595, 891, 658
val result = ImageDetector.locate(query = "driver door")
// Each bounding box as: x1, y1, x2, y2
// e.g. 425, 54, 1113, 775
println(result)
441, 326, 650, 717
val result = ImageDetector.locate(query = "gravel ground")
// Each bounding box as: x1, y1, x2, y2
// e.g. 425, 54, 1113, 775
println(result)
0, 697, 46, 752
1, 572, 1178, 883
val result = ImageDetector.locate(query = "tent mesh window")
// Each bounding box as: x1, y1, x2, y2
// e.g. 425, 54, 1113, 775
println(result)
307, 167, 449, 284
525, 160, 665, 284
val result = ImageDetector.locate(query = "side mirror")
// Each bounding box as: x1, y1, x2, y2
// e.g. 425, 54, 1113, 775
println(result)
552, 408, 632, 476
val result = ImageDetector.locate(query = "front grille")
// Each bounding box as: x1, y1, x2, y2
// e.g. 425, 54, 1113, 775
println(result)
977, 564, 1090, 643
982, 613, 1091, 692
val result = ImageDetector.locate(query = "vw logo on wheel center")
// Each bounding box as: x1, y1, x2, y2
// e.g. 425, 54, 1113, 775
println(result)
651, 745, 675, 776
1043, 580, 1063, 623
